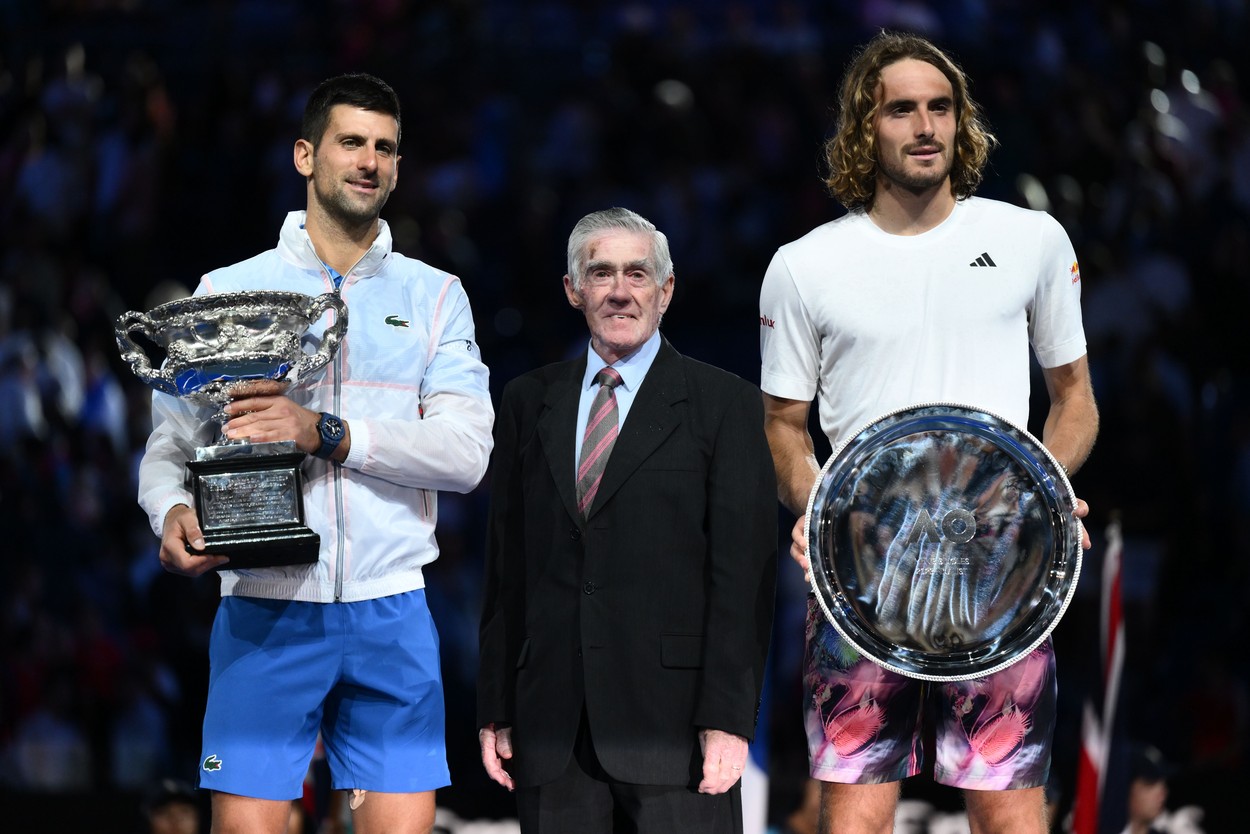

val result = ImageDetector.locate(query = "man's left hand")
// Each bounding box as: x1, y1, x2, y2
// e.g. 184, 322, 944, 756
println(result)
697, 728, 748, 795
1075, 496, 1091, 549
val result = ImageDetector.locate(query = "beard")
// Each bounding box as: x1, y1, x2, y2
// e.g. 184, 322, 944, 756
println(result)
877, 144, 953, 192
311, 174, 391, 227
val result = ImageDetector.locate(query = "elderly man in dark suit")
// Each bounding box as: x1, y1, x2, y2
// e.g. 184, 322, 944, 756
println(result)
478, 207, 777, 832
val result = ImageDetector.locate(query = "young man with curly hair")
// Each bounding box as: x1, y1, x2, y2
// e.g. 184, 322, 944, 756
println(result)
760, 31, 1099, 834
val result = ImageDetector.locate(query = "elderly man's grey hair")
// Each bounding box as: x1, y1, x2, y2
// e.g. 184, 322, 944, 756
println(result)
566, 207, 674, 291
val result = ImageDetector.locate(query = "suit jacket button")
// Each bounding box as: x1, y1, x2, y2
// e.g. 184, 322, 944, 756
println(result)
583, 581, 596, 595
570, 527, 582, 541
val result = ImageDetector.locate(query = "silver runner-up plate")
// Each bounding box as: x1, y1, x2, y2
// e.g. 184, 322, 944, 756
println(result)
805, 403, 1081, 682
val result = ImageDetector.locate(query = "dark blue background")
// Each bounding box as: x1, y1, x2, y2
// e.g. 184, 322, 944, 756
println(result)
1, 2, 1246, 831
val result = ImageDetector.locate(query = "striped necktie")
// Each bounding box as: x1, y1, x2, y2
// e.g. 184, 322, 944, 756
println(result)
576, 367, 623, 517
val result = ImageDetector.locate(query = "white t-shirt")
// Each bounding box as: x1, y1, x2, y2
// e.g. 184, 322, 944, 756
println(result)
759, 196, 1087, 449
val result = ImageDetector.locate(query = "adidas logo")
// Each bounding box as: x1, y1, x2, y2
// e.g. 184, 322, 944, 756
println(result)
969, 252, 997, 267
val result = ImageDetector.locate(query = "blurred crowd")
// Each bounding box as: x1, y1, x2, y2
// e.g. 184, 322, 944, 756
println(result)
1, 1, 1249, 831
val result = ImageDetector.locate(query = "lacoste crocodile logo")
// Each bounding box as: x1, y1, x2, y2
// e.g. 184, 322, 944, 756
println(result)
385, 315, 410, 327
202, 754, 223, 772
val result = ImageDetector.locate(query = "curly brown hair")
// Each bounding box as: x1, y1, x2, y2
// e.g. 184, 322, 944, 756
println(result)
824, 31, 997, 211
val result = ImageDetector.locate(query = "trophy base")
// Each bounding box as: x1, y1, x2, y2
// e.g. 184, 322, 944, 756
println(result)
195, 526, 321, 570
187, 442, 321, 571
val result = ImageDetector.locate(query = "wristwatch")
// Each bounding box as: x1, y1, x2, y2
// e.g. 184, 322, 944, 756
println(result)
314, 412, 346, 460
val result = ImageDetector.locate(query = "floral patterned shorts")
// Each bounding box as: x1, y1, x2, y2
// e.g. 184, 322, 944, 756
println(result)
802, 596, 1056, 790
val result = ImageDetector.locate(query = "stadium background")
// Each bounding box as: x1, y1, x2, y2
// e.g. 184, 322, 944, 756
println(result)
1, 1, 1247, 831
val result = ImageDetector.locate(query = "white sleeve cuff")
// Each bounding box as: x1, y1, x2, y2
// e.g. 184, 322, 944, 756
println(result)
343, 418, 370, 470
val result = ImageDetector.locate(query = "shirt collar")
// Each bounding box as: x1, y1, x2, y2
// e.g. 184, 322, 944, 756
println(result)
280, 210, 392, 278
580, 329, 662, 393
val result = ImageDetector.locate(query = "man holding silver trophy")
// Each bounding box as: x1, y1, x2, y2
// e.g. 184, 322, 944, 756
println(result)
760, 32, 1099, 834
134, 73, 492, 833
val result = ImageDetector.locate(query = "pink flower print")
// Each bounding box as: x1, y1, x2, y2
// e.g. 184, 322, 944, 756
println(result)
952, 694, 974, 716
823, 699, 886, 757
811, 681, 833, 707
969, 705, 1030, 766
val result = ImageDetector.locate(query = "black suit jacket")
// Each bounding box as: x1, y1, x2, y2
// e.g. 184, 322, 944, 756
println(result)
478, 338, 777, 788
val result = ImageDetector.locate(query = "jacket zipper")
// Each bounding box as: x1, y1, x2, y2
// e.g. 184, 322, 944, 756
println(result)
332, 339, 346, 602
310, 238, 369, 603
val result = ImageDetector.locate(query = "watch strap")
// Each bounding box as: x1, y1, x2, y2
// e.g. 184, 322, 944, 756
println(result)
314, 412, 345, 460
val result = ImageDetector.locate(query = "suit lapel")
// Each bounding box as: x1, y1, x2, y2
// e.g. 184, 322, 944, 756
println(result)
586, 339, 686, 519
536, 357, 586, 524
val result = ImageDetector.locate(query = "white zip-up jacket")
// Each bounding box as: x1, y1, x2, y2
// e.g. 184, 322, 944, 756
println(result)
138, 211, 494, 602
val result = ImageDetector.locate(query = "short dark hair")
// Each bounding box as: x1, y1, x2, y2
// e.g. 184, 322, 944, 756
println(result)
301, 72, 401, 149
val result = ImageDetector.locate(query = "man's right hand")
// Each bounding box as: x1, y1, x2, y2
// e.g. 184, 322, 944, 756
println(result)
791, 514, 811, 581
160, 504, 229, 575
479, 724, 515, 791
762, 392, 819, 583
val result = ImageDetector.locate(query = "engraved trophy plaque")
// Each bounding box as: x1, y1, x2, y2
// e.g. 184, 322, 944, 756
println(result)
117, 290, 347, 569
805, 403, 1081, 681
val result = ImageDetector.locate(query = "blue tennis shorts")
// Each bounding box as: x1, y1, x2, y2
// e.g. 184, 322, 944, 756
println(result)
199, 589, 449, 799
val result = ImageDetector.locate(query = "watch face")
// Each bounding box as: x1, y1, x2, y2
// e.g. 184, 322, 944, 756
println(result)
321, 415, 344, 440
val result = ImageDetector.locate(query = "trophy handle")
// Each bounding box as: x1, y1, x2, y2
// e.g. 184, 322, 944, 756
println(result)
296, 292, 349, 378
115, 310, 179, 396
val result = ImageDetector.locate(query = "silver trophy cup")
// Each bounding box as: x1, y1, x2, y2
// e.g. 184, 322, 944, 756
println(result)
805, 403, 1081, 681
117, 290, 348, 569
